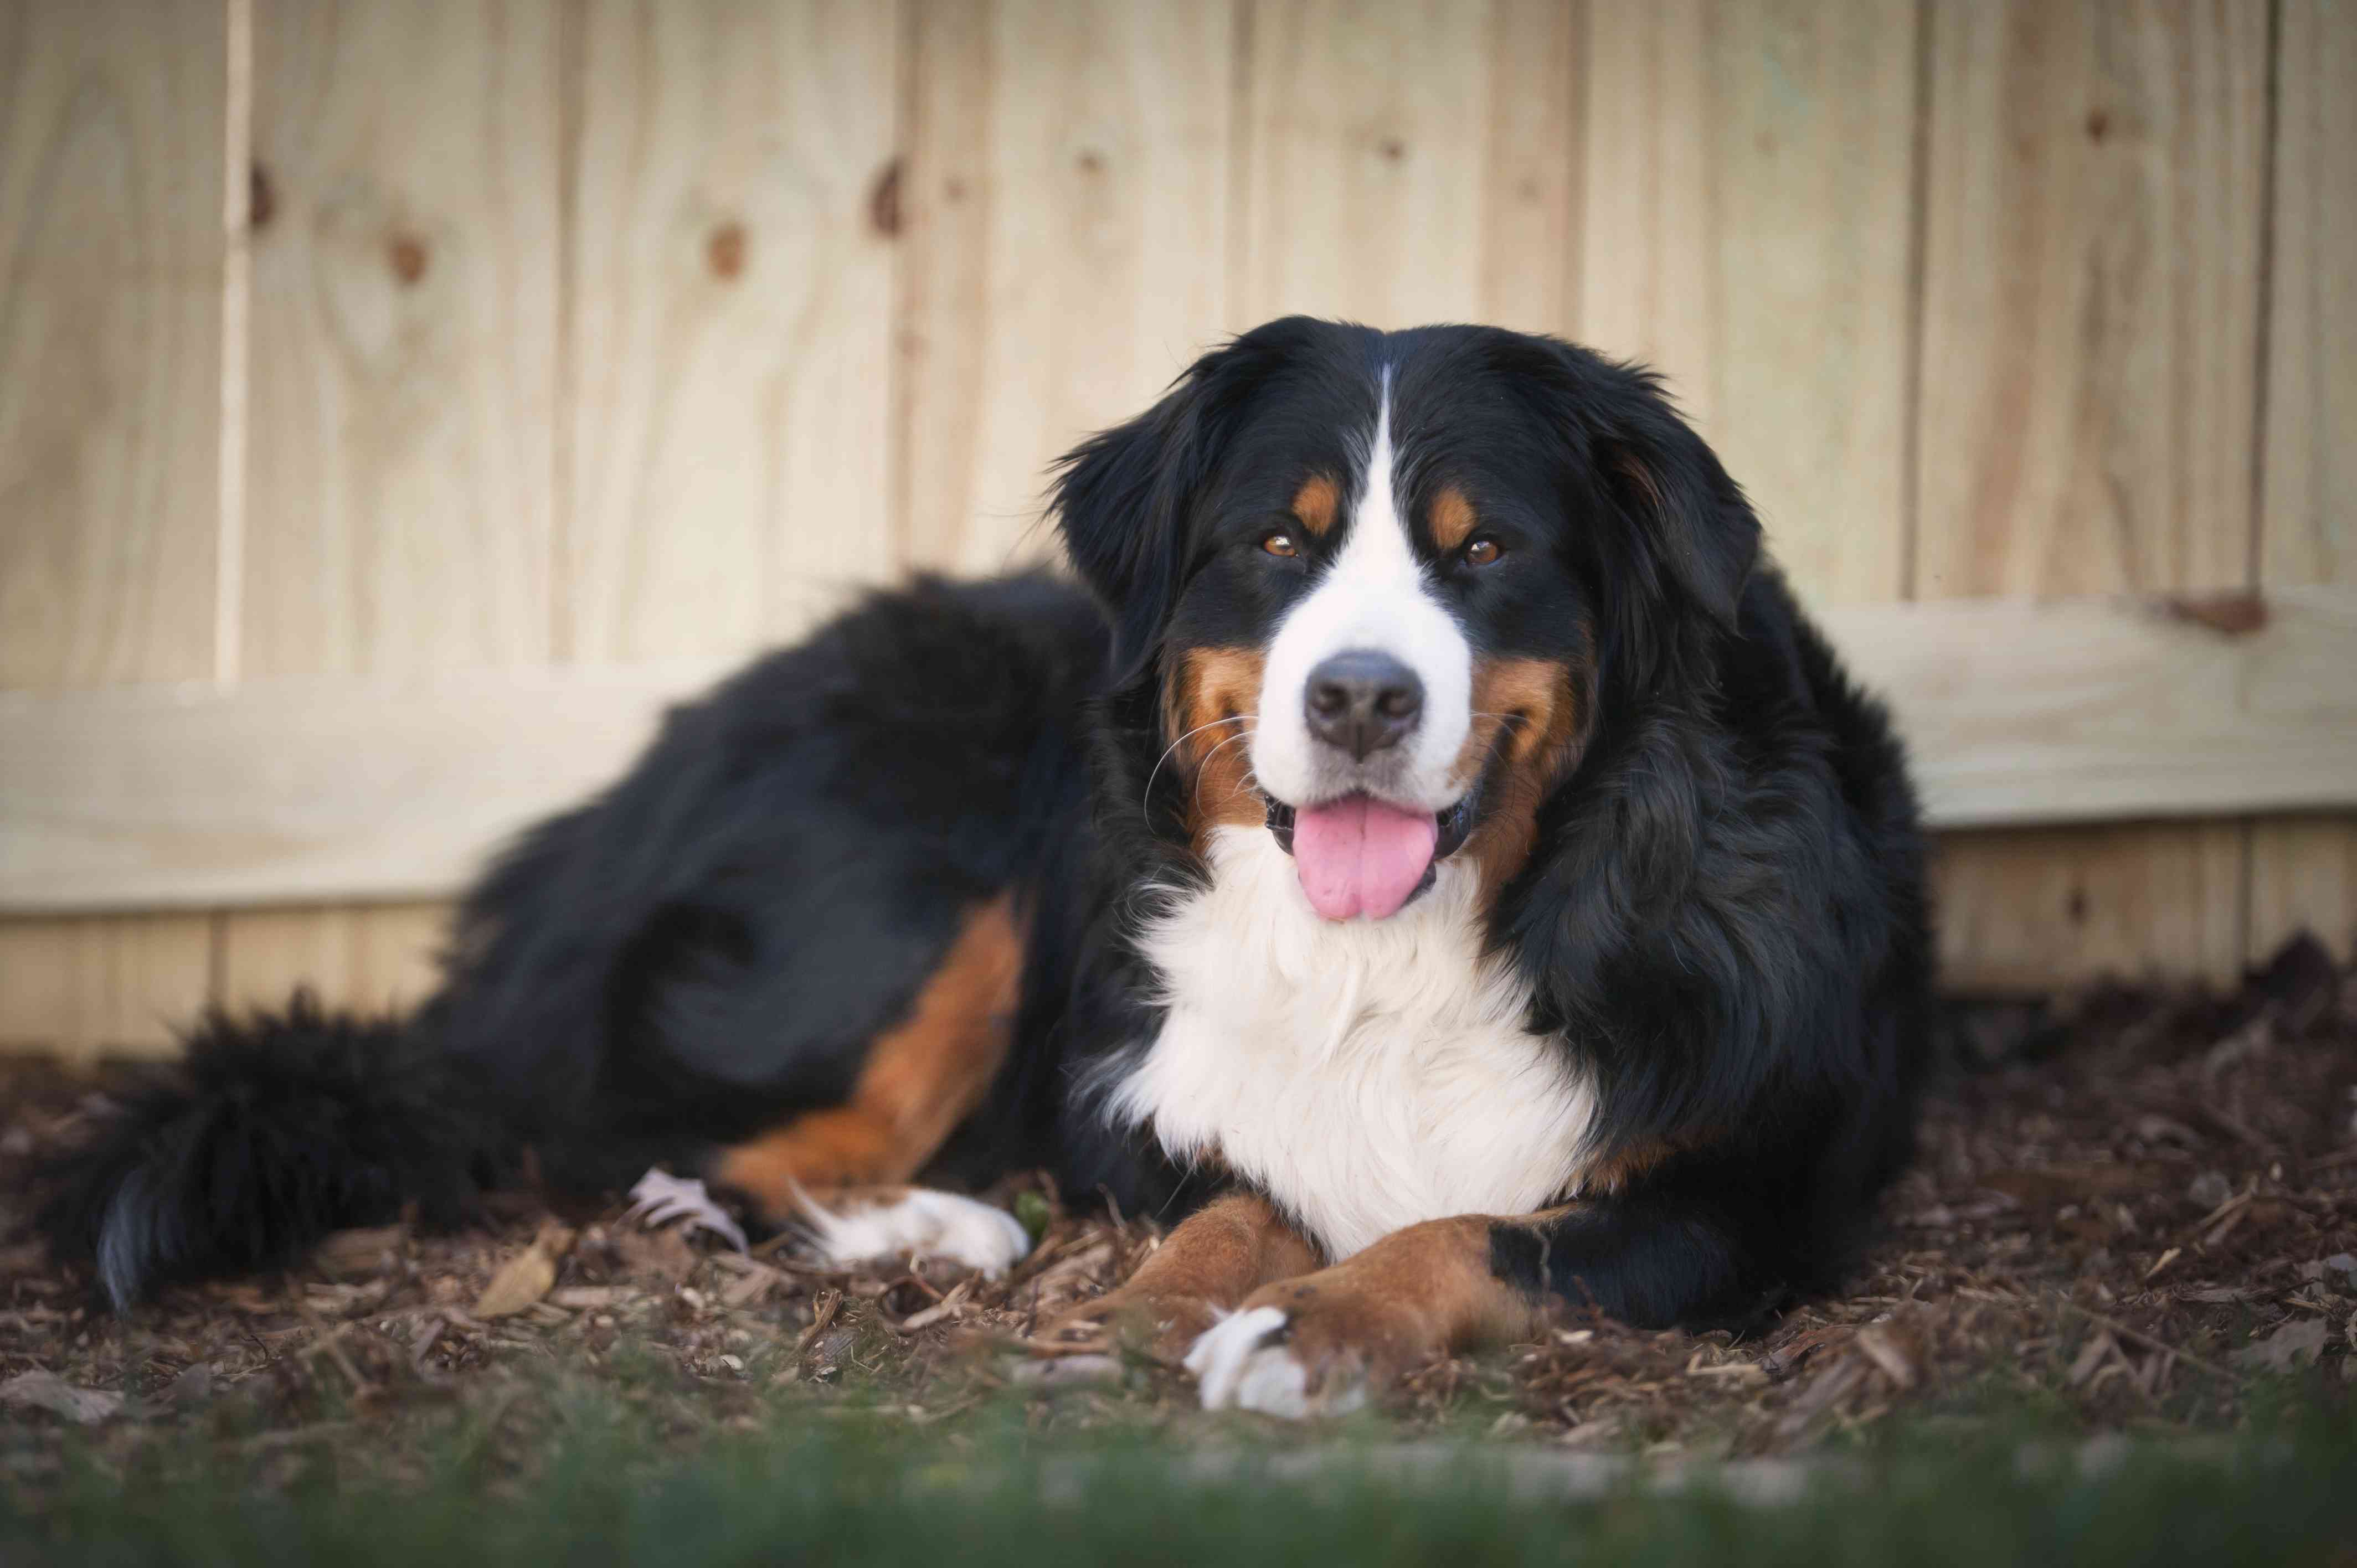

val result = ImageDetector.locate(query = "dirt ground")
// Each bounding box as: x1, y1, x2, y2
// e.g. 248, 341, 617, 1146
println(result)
4, 936, 2353, 1473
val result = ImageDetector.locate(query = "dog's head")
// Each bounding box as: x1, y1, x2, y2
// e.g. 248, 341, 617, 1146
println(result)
1053, 318, 1759, 918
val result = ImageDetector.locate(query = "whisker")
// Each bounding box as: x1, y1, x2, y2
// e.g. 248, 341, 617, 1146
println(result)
1186, 731, 1265, 819
1142, 715, 1250, 820
1188, 729, 1260, 810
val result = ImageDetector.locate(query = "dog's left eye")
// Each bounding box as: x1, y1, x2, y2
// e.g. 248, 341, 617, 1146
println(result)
1260, 532, 1300, 559
1463, 537, 1504, 566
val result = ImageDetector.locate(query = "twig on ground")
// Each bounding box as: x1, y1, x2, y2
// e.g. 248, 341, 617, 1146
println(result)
2055, 1299, 2238, 1385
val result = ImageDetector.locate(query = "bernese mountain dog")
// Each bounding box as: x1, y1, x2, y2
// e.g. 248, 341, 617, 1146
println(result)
37, 318, 1931, 1417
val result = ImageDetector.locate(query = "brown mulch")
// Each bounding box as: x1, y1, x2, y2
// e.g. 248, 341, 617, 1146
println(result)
2, 936, 2351, 1467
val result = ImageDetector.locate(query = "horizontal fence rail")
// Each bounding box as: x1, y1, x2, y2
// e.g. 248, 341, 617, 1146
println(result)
4, 587, 2354, 916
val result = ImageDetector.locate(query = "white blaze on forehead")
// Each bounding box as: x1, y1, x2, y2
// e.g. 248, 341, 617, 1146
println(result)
1250, 369, 1475, 813
1335, 376, 1419, 599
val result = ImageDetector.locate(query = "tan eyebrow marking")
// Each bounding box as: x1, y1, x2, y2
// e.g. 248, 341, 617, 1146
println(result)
1429, 486, 1479, 552
1290, 474, 1340, 537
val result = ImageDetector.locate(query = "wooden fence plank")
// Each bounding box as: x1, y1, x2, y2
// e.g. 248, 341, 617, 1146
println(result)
225, 0, 562, 1012
2248, 0, 2357, 963
240, 0, 559, 679
5, 590, 2351, 915
0, 914, 215, 1063
1468, 0, 1583, 336
1928, 823, 2246, 996
218, 900, 452, 1018
565, 0, 900, 661
1915, 0, 2269, 988
0, 0, 227, 1055
1579, 0, 1919, 609
1234, 0, 1577, 332
2248, 819, 2357, 962
894, 0, 1237, 575
1914, 0, 2266, 600
2259, 0, 2357, 593
0, 0, 226, 689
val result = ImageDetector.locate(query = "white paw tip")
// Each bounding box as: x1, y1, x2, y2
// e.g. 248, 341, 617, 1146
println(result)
1179, 1301, 1291, 1415
1183, 1305, 1368, 1419
800, 1189, 1031, 1277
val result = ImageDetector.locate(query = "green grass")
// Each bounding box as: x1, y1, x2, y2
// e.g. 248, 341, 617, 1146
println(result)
9, 1379, 2353, 1567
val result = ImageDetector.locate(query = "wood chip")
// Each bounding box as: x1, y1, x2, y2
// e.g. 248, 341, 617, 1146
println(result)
311, 1224, 408, 1276
720, 1264, 788, 1309
795, 1288, 842, 1357
2066, 1330, 2117, 1388
1854, 1324, 1919, 1390
1008, 1354, 1120, 1388
894, 1280, 972, 1334
547, 1286, 639, 1311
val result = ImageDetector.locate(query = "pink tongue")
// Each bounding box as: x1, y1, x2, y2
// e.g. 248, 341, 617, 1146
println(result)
1291, 797, 1440, 921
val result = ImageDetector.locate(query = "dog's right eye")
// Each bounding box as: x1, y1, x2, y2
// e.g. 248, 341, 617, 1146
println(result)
1260, 532, 1299, 559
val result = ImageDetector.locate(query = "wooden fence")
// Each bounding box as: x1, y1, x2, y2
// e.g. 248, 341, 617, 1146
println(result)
2, 0, 2351, 1058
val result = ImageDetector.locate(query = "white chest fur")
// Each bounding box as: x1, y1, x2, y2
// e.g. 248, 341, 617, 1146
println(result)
1102, 826, 1598, 1260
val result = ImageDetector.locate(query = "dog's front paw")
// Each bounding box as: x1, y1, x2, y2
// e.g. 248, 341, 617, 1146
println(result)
1184, 1271, 1442, 1417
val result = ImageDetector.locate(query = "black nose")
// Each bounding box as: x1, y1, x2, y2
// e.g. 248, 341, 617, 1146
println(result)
1304, 650, 1424, 760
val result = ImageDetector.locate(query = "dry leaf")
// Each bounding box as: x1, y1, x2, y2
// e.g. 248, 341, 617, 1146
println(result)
2235, 1317, 2329, 1374
2, 1370, 124, 1425
474, 1250, 555, 1318
474, 1221, 576, 1319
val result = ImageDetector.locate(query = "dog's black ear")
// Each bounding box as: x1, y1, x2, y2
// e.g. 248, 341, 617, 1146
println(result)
1594, 381, 1761, 635
1505, 336, 1760, 647
1051, 331, 1279, 683
1050, 399, 1198, 683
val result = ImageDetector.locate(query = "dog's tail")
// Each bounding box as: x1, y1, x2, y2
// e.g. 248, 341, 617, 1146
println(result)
34, 993, 505, 1311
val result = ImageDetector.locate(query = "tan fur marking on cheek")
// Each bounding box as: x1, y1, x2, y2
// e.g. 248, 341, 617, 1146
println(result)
1291, 474, 1340, 537
712, 895, 1023, 1221
1429, 486, 1478, 552
1452, 654, 1590, 900
1170, 646, 1268, 850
